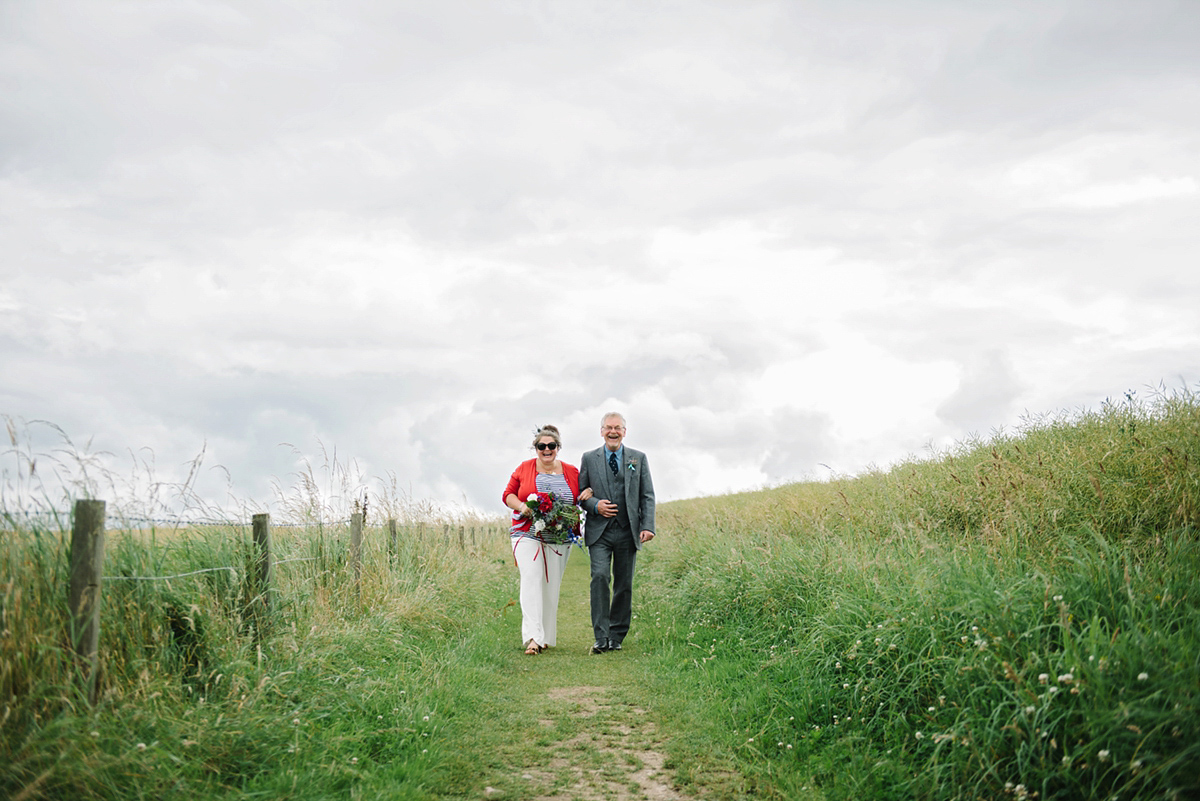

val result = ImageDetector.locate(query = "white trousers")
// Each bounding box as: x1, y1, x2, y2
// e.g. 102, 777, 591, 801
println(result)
512, 537, 572, 647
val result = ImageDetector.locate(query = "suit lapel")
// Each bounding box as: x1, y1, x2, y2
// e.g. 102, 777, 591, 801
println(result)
623, 450, 638, 527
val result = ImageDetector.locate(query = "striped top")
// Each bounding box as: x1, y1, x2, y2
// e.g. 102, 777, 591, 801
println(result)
510, 472, 576, 539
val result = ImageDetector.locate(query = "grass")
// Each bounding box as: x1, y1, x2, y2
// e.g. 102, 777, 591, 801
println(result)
638, 388, 1200, 800
1, 519, 514, 800
3, 386, 1199, 799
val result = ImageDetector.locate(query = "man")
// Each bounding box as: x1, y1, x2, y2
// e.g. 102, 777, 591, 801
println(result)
578, 412, 656, 654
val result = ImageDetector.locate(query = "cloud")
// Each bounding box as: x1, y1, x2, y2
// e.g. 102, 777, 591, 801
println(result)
3, 1, 1198, 516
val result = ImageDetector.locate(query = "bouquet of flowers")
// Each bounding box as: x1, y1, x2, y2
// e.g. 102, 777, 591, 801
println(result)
525, 491, 583, 546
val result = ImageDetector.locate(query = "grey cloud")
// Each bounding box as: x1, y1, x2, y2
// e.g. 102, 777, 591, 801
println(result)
935, 350, 1022, 434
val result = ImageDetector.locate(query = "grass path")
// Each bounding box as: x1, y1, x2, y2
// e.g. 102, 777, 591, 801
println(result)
438, 548, 728, 801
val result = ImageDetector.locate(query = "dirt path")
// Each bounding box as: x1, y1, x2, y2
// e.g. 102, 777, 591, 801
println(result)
479, 547, 686, 801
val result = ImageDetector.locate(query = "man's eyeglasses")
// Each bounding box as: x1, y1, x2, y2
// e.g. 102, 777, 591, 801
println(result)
536, 442, 559, 451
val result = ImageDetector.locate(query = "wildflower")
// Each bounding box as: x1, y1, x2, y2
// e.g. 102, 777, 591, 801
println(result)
889, 643, 897, 650
1038, 673, 1049, 684
787, 744, 793, 749
377, 715, 383, 720
1058, 673, 1073, 684
843, 683, 850, 689
748, 737, 754, 743
778, 741, 784, 747
928, 706, 935, 712
1053, 595, 1063, 602
293, 718, 300, 725
1098, 749, 1110, 762
136, 743, 147, 751
875, 637, 882, 645
90, 731, 100, 738
1025, 706, 1036, 715
915, 731, 924, 740
351, 757, 358, 764
1138, 672, 1149, 681
423, 715, 430, 721
961, 636, 969, 643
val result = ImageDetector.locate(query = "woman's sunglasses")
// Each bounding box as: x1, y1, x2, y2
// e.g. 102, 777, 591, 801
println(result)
535, 442, 559, 451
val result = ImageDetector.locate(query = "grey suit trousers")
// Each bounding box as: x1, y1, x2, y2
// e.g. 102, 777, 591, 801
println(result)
589, 521, 637, 644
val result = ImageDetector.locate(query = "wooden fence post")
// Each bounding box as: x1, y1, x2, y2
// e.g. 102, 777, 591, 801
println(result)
350, 513, 363, 600
244, 513, 271, 641
68, 498, 106, 705
458, 525, 465, 551
388, 519, 398, 562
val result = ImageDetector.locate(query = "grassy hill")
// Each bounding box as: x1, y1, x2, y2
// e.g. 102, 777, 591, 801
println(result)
637, 389, 1199, 799
2, 389, 1197, 800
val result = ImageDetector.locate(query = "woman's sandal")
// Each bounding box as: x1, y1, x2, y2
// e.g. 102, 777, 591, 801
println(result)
524, 639, 540, 655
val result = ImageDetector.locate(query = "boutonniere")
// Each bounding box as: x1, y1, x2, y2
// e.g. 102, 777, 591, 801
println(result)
626, 461, 637, 472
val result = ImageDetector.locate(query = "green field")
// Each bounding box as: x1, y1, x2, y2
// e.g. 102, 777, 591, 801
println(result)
3, 390, 1198, 799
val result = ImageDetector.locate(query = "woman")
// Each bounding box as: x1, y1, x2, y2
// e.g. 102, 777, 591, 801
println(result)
503, 425, 591, 655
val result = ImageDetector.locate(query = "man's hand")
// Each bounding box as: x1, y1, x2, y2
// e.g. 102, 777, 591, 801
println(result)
639, 530, 655, 544
596, 499, 618, 518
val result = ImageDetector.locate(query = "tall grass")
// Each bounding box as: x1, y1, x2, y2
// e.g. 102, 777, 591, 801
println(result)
641, 388, 1200, 799
1, 426, 511, 800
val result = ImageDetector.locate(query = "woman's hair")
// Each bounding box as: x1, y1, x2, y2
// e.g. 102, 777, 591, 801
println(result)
532, 424, 562, 449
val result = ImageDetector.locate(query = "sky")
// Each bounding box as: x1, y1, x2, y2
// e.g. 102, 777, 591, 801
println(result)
2, 0, 1198, 521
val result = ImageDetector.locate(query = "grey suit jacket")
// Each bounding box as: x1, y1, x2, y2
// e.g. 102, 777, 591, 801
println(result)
578, 445, 656, 549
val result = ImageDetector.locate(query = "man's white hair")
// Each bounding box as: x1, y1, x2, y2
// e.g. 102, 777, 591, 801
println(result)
601, 411, 626, 426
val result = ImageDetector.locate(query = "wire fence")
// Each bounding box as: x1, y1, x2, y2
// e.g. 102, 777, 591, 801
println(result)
2, 509, 504, 531
14, 498, 511, 704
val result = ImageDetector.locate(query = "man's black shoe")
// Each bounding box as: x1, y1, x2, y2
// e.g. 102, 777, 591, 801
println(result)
591, 641, 607, 654
608, 640, 622, 651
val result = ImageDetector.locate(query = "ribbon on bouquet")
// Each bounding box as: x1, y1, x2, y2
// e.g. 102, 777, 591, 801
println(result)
512, 534, 569, 582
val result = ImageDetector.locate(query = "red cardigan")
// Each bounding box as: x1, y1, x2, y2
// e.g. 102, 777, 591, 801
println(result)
503, 459, 580, 534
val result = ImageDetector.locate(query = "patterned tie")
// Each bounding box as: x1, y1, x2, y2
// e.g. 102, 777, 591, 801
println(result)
609, 451, 619, 477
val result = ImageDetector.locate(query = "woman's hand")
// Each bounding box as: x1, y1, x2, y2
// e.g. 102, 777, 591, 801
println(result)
518, 503, 532, 517
578, 487, 593, 502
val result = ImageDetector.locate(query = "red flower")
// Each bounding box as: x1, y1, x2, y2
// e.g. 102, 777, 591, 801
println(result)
538, 493, 554, 513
